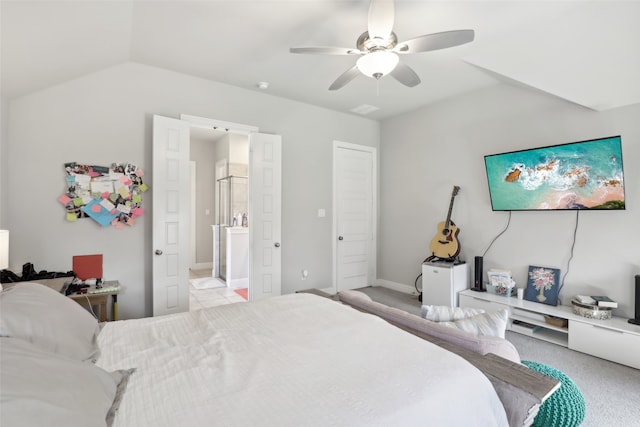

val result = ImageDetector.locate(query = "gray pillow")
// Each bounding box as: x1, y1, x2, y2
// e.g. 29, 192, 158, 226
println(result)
0, 337, 133, 427
440, 309, 509, 338
0, 282, 101, 361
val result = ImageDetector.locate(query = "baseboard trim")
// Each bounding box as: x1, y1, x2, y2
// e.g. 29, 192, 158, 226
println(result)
229, 278, 248, 289
374, 279, 417, 295
190, 262, 213, 271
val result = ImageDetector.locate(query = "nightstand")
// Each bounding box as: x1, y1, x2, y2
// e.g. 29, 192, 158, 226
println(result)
67, 280, 120, 322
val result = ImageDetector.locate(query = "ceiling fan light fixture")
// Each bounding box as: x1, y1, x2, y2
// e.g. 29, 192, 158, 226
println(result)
356, 51, 399, 79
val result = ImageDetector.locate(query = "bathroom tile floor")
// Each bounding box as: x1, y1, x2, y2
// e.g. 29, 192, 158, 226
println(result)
189, 268, 246, 311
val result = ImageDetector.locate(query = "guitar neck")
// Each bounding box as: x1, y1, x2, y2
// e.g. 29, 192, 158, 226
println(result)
444, 194, 455, 228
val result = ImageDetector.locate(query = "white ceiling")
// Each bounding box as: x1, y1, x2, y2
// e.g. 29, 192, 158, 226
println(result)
2, 1, 639, 121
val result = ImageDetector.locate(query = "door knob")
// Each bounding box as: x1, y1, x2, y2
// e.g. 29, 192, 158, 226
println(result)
338, 236, 344, 241
274, 242, 280, 248
155, 249, 163, 255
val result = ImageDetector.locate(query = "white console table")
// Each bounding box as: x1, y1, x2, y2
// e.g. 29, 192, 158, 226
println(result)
459, 289, 640, 369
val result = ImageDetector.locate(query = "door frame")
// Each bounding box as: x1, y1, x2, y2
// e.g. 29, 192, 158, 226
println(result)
180, 115, 283, 302
153, 114, 282, 311
189, 160, 200, 271
332, 140, 377, 293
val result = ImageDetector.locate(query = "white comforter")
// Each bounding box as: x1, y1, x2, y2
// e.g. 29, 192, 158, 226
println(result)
97, 293, 508, 427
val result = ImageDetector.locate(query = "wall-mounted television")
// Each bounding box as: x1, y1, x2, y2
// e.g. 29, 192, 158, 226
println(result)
484, 135, 625, 211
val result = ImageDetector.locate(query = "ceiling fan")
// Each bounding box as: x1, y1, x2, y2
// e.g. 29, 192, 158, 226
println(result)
290, 0, 474, 90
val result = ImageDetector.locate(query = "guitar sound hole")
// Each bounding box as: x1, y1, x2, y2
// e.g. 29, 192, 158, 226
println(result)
442, 229, 449, 235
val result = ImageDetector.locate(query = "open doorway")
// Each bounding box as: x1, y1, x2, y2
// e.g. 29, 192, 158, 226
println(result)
152, 114, 281, 316
188, 127, 250, 310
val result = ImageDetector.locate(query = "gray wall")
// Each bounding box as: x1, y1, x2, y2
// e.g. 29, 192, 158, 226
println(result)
189, 136, 216, 266
5, 62, 379, 318
190, 132, 249, 268
379, 83, 640, 318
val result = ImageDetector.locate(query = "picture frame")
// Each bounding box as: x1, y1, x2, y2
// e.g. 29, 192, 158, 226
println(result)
59, 162, 148, 228
524, 265, 560, 306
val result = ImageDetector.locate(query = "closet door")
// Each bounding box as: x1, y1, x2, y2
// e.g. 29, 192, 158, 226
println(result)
334, 141, 377, 292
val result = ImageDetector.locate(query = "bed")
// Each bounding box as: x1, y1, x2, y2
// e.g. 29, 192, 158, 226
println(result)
1, 282, 517, 426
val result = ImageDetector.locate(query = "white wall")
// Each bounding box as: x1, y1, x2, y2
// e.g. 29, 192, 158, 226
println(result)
0, 97, 8, 228
229, 133, 248, 165
6, 62, 379, 318
379, 83, 640, 318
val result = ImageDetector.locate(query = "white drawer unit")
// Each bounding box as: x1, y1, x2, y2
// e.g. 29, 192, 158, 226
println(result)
459, 289, 640, 369
569, 320, 640, 369
459, 292, 570, 347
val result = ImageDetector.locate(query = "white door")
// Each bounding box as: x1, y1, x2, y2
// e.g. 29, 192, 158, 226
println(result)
152, 115, 191, 316
249, 133, 282, 301
334, 141, 376, 292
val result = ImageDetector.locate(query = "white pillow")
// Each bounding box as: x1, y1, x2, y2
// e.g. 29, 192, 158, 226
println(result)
440, 309, 509, 338
0, 337, 133, 427
0, 282, 101, 361
421, 305, 485, 322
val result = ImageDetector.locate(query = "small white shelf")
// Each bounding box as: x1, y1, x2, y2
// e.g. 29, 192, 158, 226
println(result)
510, 319, 568, 347
510, 313, 568, 334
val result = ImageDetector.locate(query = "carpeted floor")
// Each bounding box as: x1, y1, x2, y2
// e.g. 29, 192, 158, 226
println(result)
355, 286, 640, 427
506, 331, 640, 427
355, 286, 422, 316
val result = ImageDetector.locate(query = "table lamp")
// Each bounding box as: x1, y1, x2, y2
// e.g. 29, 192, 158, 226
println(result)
0, 230, 9, 291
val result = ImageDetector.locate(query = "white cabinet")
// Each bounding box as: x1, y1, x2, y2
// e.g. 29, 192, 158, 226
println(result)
422, 261, 468, 307
216, 225, 249, 288
569, 319, 640, 369
226, 226, 249, 288
459, 290, 640, 369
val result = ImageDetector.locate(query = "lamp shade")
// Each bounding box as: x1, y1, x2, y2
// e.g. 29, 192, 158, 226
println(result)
356, 51, 399, 79
0, 230, 8, 270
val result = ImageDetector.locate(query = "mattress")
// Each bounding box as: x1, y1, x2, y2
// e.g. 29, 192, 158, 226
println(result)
97, 293, 508, 427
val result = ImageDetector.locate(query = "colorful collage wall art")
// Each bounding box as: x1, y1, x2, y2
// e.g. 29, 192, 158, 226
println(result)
58, 162, 149, 228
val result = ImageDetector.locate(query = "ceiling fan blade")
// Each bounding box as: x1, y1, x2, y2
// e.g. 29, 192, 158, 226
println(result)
368, 0, 395, 41
329, 66, 360, 91
390, 62, 421, 87
395, 29, 475, 53
290, 47, 361, 55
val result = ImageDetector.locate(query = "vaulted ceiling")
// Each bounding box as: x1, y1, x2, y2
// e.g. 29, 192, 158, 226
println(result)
2, 1, 639, 120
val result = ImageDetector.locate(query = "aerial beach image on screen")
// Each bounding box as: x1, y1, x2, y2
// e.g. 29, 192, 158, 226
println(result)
485, 136, 625, 210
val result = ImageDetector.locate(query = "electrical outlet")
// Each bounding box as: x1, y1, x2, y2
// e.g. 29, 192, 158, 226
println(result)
301, 269, 309, 280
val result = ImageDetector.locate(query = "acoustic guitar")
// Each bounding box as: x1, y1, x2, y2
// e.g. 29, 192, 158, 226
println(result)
429, 186, 461, 259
